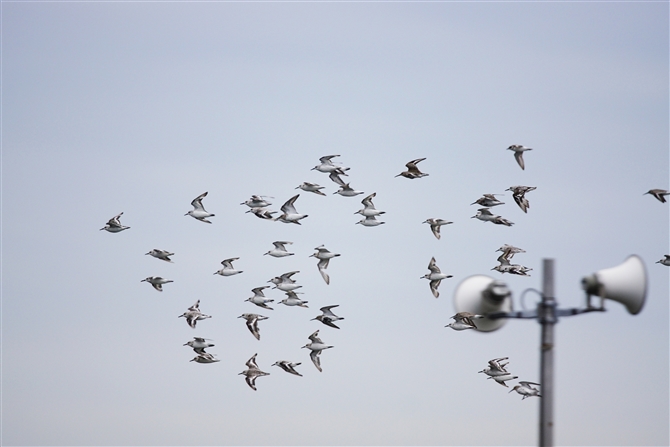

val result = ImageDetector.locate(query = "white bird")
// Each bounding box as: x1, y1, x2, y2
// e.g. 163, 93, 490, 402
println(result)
245, 286, 274, 310
311, 305, 344, 329
272, 360, 303, 377
421, 257, 453, 298
496, 244, 526, 261
246, 208, 277, 220
506, 185, 537, 213
302, 330, 334, 372
296, 182, 327, 196
471, 194, 505, 207
356, 215, 385, 227
100, 212, 130, 233
449, 312, 484, 329
355, 192, 386, 217
184, 337, 215, 355
422, 218, 453, 240
190, 353, 220, 364
145, 249, 174, 263
509, 381, 542, 399
311, 247, 340, 284
311, 245, 341, 260
277, 290, 308, 308
492, 254, 532, 276
264, 241, 294, 258
478, 357, 510, 377
241, 195, 272, 208
239, 353, 270, 390
141, 276, 173, 292
507, 145, 533, 170
213, 257, 243, 276
445, 320, 477, 331
656, 255, 670, 266
334, 183, 364, 197
395, 158, 428, 179
312, 155, 349, 174
471, 208, 514, 226
178, 300, 211, 329
238, 313, 268, 340
268, 271, 302, 292
645, 189, 670, 203
275, 194, 308, 224
185, 192, 215, 224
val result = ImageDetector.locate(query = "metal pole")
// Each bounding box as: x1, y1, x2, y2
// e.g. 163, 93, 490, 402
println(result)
539, 259, 556, 447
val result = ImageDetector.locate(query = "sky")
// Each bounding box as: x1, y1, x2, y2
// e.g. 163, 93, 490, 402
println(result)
1, 2, 668, 446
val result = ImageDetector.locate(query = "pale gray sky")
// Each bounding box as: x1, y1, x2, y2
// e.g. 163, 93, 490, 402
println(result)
2, 2, 668, 446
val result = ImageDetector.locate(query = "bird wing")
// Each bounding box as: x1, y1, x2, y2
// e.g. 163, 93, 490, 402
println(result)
281, 195, 299, 214
309, 350, 323, 372
320, 305, 340, 317
308, 330, 323, 344
514, 151, 525, 170
429, 279, 441, 298
191, 192, 208, 210
246, 353, 259, 369
428, 257, 441, 273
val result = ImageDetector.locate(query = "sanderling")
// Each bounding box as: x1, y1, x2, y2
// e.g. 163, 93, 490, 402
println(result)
311, 246, 340, 284
264, 241, 295, 258
656, 255, 670, 266
179, 300, 212, 329
246, 208, 277, 220
492, 253, 532, 276
355, 192, 385, 218
478, 357, 510, 377
272, 360, 303, 377
471, 194, 505, 207
100, 212, 130, 233
449, 312, 484, 329
145, 249, 174, 263
421, 257, 453, 298
214, 257, 243, 276
275, 194, 308, 224
268, 271, 302, 292
296, 182, 327, 196
395, 158, 428, 179
185, 192, 215, 224
471, 208, 514, 226
241, 195, 272, 208
507, 145, 532, 170
334, 183, 364, 197
239, 353, 270, 391
356, 215, 385, 227
141, 276, 173, 292
312, 155, 349, 174
190, 353, 220, 364
506, 185, 536, 213
184, 337, 215, 355
245, 286, 274, 310
423, 218, 453, 240
277, 290, 309, 308
312, 305, 344, 329
509, 381, 541, 399
238, 313, 268, 340
645, 189, 670, 203
302, 330, 334, 372
496, 244, 526, 261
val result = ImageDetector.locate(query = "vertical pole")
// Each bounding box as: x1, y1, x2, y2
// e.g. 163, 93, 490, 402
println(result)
539, 259, 556, 447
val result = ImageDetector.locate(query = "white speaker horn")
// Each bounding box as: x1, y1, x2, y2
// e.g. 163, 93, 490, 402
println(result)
581, 255, 647, 315
453, 275, 513, 332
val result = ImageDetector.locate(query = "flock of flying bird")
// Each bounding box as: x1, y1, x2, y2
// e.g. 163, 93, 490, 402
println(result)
100, 147, 669, 393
